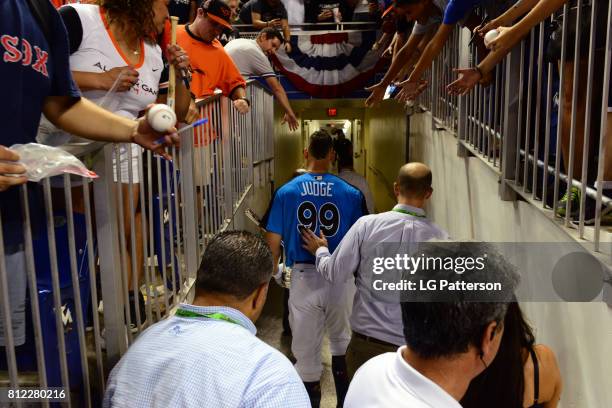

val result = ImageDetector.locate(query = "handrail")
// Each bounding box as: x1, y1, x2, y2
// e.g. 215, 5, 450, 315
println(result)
419, 6, 612, 254
195, 79, 272, 106
233, 22, 378, 30
0, 81, 275, 405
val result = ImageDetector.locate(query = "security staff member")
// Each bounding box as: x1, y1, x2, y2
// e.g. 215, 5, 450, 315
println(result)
265, 131, 367, 408
301, 162, 448, 377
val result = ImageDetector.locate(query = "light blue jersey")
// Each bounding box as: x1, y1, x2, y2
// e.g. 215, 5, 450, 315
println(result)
265, 173, 367, 267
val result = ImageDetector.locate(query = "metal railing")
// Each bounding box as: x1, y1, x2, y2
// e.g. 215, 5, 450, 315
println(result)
234, 21, 378, 38
0, 81, 274, 406
419, 26, 461, 133
419, 2, 611, 258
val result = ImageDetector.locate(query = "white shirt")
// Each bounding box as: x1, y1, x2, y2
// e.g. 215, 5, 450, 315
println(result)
37, 4, 162, 178
315, 204, 448, 346
69, 4, 163, 118
281, 0, 305, 25
339, 169, 375, 214
345, 346, 462, 408
224, 38, 276, 79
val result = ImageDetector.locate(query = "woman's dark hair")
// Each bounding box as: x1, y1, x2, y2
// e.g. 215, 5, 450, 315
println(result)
461, 302, 536, 408
98, 0, 158, 42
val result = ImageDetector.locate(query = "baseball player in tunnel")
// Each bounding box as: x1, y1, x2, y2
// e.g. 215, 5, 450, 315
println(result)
264, 131, 368, 408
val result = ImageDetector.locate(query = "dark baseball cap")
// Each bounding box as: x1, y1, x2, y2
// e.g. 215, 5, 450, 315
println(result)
200, 0, 233, 30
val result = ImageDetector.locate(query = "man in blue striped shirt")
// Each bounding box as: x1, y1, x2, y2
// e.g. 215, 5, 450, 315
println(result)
104, 231, 310, 408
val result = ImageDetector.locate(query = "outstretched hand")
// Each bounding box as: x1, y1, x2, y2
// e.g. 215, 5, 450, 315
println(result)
301, 228, 328, 255
282, 112, 299, 131
365, 82, 387, 107
395, 79, 428, 102
447, 68, 482, 95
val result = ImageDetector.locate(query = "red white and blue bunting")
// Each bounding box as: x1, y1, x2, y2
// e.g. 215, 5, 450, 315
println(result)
270, 31, 385, 98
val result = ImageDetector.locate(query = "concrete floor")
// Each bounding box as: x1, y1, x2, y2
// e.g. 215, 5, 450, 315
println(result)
256, 283, 338, 408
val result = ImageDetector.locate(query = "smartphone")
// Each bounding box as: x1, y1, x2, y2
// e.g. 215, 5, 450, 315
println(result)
383, 84, 397, 100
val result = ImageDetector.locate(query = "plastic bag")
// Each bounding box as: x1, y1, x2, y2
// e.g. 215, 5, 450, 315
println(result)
9, 143, 98, 182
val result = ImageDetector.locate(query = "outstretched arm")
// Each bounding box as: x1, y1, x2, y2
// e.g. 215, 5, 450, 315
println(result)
475, 0, 541, 35
365, 32, 425, 106
397, 23, 454, 100
490, 0, 567, 48
265, 76, 298, 131
43, 96, 178, 159
448, 0, 567, 95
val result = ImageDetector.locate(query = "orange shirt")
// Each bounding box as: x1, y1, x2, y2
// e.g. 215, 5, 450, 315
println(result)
176, 25, 246, 99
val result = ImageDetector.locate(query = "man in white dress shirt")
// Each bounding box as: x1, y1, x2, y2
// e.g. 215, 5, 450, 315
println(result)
344, 241, 519, 407
301, 162, 448, 376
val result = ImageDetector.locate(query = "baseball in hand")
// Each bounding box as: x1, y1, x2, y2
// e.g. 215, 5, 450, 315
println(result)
147, 104, 177, 132
484, 29, 499, 48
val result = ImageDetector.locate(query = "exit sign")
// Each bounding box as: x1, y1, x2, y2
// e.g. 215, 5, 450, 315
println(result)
327, 108, 337, 117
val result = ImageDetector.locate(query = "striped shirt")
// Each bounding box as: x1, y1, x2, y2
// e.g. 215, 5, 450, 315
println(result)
315, 204, 449, 346
104, 304, 310, 408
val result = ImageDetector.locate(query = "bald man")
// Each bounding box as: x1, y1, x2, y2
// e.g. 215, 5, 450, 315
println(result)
301, 162, 449, 377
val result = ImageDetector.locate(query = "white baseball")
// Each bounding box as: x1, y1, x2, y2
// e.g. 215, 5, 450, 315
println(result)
147, 104, 177, 132
484, 29, 499, 48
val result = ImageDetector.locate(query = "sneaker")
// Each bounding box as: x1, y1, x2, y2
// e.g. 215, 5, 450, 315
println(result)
568, 189, 612, 225
575, 205, 612, 226
556, 186, 580, 217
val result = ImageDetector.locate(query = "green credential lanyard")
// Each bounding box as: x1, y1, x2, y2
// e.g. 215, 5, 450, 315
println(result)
392, 208, 426, 218
175, 309, 243, 327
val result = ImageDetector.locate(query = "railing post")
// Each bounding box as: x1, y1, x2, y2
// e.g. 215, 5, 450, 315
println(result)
221, 97, 234, 226
457, 27, 471, 158
499, 43, 521, 201
93, 146, 127, 364
430, 57, 439, 132
180, 127, 199, 281
246, 86, 255, 186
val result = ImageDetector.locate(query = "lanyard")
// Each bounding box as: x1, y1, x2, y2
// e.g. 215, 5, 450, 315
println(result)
175, 309, 243, 327
392, 208, 426, 218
